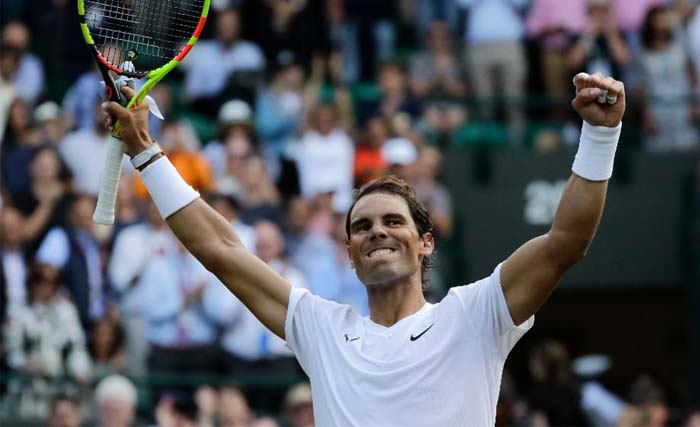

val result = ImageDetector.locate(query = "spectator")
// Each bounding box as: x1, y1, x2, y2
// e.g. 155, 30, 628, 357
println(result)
182, 7, 265, 116
409, 20, 466, 100
1, 22, 44, 104
108, 199, 178, 378
326, 0, 360, 84
380, 136, 418, 181
1, 99, 43, 197
1, 206, 29, 318
255, 50, 305, 170
207, 193, 257, 251
11, 146, 72, 258
526, 0, 586, 113
293, 103, 355, 212
155, 390, 199, 427
203, 221, 306, 381
0, 45, 18, 139
206, 99, 255, 179
61, 69, 100, 131
5, 263, 92, 418
458, 0, 528, 136
354, 116, 391, 186
216, 134, 255, 201
36, 195, 105, 330
239, 154, 284, 225
282, 382, 313, 427
58, 99, 114, 196
138, 245, 218, 398
567, 0, 631, 81
216, 385, 254, 427
345, 0, 397, 80
637, 5, 698, 152
47, 393, 82, 427
93, 374, 137, 427
612, 0, 666, 45
34, 101, 66, 146
135, 120, 215, 199
89, 317, 127, 379
359, 61, 422, 127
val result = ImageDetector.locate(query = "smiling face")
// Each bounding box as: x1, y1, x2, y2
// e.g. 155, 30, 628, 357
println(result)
347, 192, 433, 287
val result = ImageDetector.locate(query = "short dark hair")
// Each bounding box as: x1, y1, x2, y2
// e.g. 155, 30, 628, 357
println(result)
641, 5, 670, 50
345, 175, 434, 287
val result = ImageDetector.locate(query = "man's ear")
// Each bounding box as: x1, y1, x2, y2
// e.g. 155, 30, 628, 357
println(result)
420, 232, 435, 257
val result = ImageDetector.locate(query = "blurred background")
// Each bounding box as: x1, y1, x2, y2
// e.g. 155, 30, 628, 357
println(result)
1, 0, 699, 426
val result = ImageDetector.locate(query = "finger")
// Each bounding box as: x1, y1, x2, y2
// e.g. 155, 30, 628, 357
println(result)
120, 85, 136, 99
573, 72, 590, 94
102, 101, 130, 120
572, 87, 604, 109
587, 72, 605, 89
607, 80, 625, 103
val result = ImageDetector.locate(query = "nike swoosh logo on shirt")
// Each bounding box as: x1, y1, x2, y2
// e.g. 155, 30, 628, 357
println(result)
410, 324, 434, 341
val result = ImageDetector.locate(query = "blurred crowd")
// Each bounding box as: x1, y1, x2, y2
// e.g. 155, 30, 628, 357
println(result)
1, 0, 700, 425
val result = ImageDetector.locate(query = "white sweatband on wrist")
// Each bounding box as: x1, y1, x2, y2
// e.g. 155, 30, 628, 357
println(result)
140, 156, 199, 218
572, 121, 622, 181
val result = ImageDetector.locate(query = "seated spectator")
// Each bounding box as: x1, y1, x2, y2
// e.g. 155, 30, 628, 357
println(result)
1, 22, 44, 104
636, 5, 698, 152
134, 120, 215, 199
10, 146, 72, 257
93, 374, 137, 427
256, 51, 305, 170
36, 195, 105, 330
1, 206, 29, 318
216, 385, 254, 427
61, 69, 100, 131
354, 116, 391, 186
282, 383, 313, 427
380, 136, 418, 181
205, 100, 255, 179
207, 193, 256, 251
567, 0, 631, 81
293, 103, 355, 212
59, 98, 115, 196
34, 101, 66, 146
138, 245, 218, 399
5, 263, 92, 418
47, 393, 82, 427
155, 390, 199, 427
216, 134, 255, 200
1, 98, 43, 196
182, 7, 265, 116
359, 61, 422, 127
239, 154, 284, 225
108, 199, 178, 378
89, 317, 127, 379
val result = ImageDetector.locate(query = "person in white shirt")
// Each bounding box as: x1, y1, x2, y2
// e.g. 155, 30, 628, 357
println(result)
104, 71, 626, 426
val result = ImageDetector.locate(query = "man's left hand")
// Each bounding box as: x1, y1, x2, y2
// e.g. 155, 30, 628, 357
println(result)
572, 72, 625, 127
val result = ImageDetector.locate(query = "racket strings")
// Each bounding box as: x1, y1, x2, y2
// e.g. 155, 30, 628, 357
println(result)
85, 0, 204, 73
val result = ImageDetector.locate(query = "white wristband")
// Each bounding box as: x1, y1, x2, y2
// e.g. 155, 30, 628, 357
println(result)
130, 143, 163, 169
571, 121, 621, 181
140, 156, 199, 218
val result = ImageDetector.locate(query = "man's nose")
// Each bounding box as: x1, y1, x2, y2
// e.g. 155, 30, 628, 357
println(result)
369, 222, 388, 239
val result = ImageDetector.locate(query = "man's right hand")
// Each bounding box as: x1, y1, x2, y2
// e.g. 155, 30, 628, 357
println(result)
102, 85, 153, 157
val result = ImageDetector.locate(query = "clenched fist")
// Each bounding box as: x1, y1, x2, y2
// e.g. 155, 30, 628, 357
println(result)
572, 72, 625, 128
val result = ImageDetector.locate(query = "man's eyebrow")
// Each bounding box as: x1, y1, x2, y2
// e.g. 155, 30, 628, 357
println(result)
383, 213, 406, 221
349, 217, 369, 229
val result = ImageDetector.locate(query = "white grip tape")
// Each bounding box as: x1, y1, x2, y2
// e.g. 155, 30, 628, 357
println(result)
93, 135, 125, 225
140, 156, 199, 219
572, 121, 621, 181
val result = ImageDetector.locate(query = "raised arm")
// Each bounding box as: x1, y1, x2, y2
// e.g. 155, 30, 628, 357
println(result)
103, 88, 290, 339
501, 72, 625, 325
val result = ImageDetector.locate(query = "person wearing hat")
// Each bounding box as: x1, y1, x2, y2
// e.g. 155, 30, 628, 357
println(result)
205, 99, 255, 179
283, 383, 313, 427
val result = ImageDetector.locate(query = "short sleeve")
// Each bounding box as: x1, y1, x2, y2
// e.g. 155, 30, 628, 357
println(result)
450, 263, 534, 359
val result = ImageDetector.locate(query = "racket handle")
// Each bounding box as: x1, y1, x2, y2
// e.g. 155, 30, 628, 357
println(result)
93, 135, 125, 225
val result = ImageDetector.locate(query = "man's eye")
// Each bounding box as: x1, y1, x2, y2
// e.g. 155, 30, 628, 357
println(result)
387, 220, 400, 226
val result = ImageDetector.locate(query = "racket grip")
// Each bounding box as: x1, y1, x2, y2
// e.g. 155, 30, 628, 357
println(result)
93, 135, 125, 225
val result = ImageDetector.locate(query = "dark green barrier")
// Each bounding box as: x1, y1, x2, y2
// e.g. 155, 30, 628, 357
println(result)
443, 148, 698, 289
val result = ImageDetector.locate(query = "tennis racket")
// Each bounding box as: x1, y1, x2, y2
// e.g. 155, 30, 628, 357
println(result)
78, 0, 210, 225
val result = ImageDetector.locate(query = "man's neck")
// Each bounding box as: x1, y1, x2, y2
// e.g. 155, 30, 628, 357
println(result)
366, 279, 426, 327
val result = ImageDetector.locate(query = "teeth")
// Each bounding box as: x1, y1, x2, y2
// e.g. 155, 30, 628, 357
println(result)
369, 248, 394, 258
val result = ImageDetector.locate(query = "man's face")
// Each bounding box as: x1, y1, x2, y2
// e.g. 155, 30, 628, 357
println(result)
347, 193, 433, 287
49, 400, 81, 427
216, 10, 240, 45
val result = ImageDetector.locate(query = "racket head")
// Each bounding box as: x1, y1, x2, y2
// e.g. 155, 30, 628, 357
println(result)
77, 0, 210, 81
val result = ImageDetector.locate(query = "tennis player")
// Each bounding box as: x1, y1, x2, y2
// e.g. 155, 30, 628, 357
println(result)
103, 71, 625, 426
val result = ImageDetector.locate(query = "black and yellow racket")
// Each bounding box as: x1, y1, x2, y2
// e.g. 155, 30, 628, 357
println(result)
78, 0, 210, 225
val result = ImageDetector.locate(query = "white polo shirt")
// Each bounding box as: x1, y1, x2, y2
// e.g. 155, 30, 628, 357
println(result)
285, 263, 533, 426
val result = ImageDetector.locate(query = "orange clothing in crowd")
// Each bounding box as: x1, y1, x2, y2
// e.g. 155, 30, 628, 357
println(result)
134, 151, 215, 199
354, 146, 387, 186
